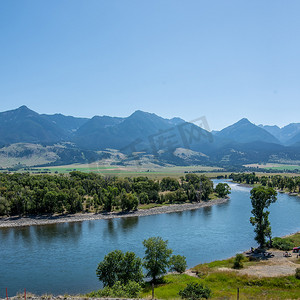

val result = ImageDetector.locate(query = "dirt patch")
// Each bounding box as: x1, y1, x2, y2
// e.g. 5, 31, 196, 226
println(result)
217, 250, 299, 277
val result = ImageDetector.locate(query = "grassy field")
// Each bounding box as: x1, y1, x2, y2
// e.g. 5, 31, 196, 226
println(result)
245, 163, 300, 171
21, 163, 225, 179
140, 233, 300, 299
140, 256, 300, 299
141, 272, 300, 299
281, 232, 300, 247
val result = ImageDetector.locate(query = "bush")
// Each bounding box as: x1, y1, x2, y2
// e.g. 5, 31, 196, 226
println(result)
233, 254, 244, 269
88, 280, 141, 298
272, 237, 294, 251
296, 268, 300, 280
179, 282, 211, 299
170, 255, 187, 273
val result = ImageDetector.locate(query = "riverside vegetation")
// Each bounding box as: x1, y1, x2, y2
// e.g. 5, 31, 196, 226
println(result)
230, 172, 300, 194
0, 172, 230, 217
87, 234, 300, 299
89, 236, 213, 299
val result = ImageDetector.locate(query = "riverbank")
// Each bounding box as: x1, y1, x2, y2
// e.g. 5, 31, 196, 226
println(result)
0, 198, 227, 228
236, 182, 300, 197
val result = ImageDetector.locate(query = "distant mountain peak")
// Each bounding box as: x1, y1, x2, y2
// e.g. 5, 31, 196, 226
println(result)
129, 110, 152, 118
216, 117, 279, 144
236, 118, 251, 124
18, 105, 29, 110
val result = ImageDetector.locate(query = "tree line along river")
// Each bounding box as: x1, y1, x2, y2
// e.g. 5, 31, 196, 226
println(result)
0, 180, 300, 297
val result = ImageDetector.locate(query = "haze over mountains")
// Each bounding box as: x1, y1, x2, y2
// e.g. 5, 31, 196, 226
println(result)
0, 106, 300, 168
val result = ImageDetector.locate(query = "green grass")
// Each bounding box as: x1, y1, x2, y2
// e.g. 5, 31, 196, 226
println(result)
19, 164, 224, 178
281, 233, 300, 247
138, 203, 166, 209
140, 253, 300, 299
268, 166, 300, 171
141, 274, 202, 299
191, 256, 260, 276
140, 272, 300, 299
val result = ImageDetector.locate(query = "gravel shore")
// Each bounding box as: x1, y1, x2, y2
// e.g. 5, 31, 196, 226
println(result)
0, 198, 228, 229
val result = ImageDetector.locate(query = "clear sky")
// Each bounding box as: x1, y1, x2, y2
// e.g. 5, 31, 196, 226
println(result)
1, 0, 300, 130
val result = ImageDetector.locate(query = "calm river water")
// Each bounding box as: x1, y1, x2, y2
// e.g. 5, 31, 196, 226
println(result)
0, 180, 300, 296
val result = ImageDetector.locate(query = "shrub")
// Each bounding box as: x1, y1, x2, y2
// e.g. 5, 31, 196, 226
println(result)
272, 237, 294, 251
296, 268, 300, 280
179, 282, 212, 299
170, 255, 187, 273
233, 254, 244, 269
88, 280, 141, 298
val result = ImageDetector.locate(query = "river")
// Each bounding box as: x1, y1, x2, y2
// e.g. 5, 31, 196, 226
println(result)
0, 180, 300, 296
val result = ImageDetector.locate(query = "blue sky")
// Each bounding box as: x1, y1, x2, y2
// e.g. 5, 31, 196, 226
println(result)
1, 0, 300, 130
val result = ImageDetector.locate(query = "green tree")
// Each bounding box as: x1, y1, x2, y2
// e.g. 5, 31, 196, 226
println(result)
250, 186, 277, 248
233, 253, 244, 269
214, 183, 231, 198
0, 196, 10, 216
120, 192, 138, 211
169, 255, 187, 273
179, 283, 212, 299
160, 177, 180, 191
143, 236, 173, 282
96, 250, 143, 287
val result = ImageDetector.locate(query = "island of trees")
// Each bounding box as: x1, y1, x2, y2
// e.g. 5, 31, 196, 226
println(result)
0, 172, 230, 217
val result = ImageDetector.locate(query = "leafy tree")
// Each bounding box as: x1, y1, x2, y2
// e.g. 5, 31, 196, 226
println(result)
0, 196, 10, 216
176, 188, 188, 202
96, 250, 143, 287
139, 192, 149, 204
250, 186, 277, 248
170, 255, 187, 273
179, 283, 211, 299
214, 183, 231, 198
199, 175, 214, 200
120, 251, 143, 284
120, 192, 138, 211
143, 236, 172, 282
160, 177, 180, 191
164, 191, 177, 203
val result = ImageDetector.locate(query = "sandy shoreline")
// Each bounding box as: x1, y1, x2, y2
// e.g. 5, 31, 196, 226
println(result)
0, 198, 228, 229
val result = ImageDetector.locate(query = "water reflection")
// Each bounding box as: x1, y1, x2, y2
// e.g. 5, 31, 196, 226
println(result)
120, 216, 139, 233
103, 216, 139, 238
32, 222, 83, 243
202, 206, 212, 217
105, 219, 114, 239
12, 226, 32, 246
173, 211, 183, 217
215, 199, 230, 210
0, 227, 11, 241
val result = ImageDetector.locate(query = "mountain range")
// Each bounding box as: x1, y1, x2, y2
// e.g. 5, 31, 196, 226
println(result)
0, 105, 300, 168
